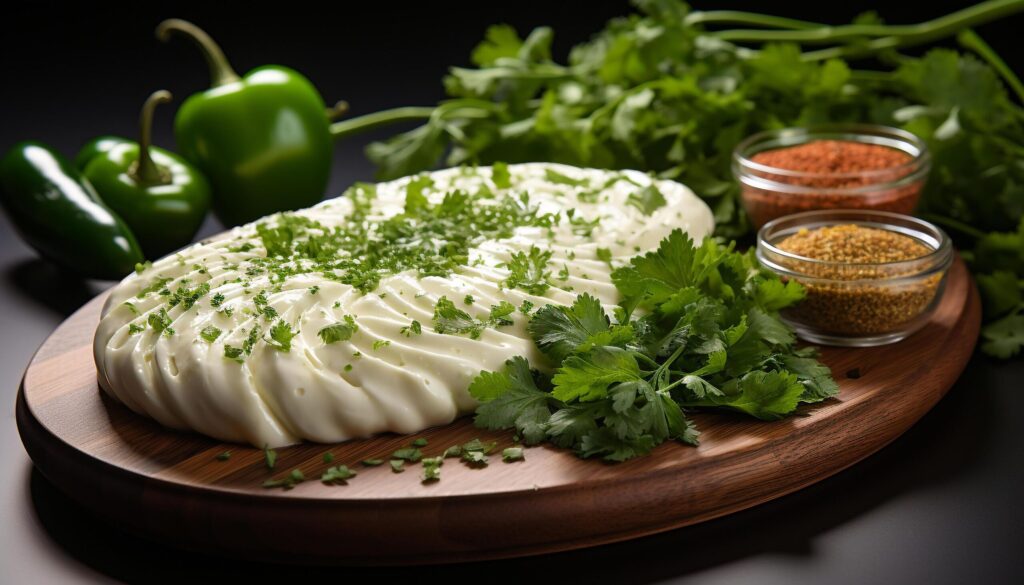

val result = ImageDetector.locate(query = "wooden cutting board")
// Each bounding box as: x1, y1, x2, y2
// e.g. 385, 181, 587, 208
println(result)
16, 257, 980, 565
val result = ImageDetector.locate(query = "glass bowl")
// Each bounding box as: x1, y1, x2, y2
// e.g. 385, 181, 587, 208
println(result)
756, 210, 952, 347
734, 124, 931, 229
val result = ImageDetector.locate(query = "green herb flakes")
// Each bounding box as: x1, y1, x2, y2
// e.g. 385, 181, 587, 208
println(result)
263, 469, 305, 490
321, 465, 357, 484
319, 316, 358, 344
502, 447, 525, 462
422, 457, 443, 482
215, 451, 231, 461
200, 325, 222, 343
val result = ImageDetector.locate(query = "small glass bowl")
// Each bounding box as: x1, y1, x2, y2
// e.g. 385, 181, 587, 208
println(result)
734, 124, 931, 229
756, 210, 953, 347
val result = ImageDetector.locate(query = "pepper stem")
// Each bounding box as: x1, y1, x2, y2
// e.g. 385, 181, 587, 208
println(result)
131, 90, 173, 186
156, 19, 241, 87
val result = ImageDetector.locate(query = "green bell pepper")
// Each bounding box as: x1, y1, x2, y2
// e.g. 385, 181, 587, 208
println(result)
156, 19, 333, 227
75, 136, 128, 171
78, 90, 211, 258
0, 142, 144, 280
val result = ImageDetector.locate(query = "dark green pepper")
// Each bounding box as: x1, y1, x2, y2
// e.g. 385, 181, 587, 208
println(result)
75, 136, 127, 171
0, 142, 144, 280
157, 19, 333, 226
78, 90, 211, 258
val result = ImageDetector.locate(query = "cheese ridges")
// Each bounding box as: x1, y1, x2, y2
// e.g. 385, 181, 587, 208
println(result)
93, 163, 714, 447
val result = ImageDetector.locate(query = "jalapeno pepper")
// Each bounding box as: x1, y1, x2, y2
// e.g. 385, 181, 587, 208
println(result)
0, 142, 144, 280
78, 90, 211, 258
156, 19, 333, 227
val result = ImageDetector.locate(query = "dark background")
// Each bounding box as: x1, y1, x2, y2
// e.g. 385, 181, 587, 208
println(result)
1, 1, 1022, 583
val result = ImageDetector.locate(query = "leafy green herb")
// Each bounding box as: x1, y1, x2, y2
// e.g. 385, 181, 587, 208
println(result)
412, 438, 428, 447
390, 459, 405, 473
319, 316, 358, 344
422, 456, 444, 482
200, 325, 222, 343
596, 247, 613, 267
492, 161, 512, 188
627, 185, 667, 215
401, 320, 423, 337
215, 451, 231, 461
470, 232, 836, 461
464, 294, 475, 305
147, 308, 174, 337
322, 452, 335, 463
392, 447, 423, 462
308, 285, 320, 295
321, 465, 357, 484
263, 469, 305, 490
266, 321, 297, 352
372, 339, 391, 350
505, 246, 553, 295
502, 447, 525, 462
264, 446, 277, 469
362, 459, 384, 467
128, 323, 145, 335
352, 0, 1024, 357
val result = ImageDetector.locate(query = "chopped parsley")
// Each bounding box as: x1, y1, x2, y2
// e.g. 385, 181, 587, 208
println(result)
321, 465, 357, 484
263, 469, 305, 490
200, 325, 222, 343
392, 447, 423, 462
372, 339, 391, 350
147, 309, 174, 337
433, 296, 515, 339
215, 451, 231, 461
266, 320, 298, 352
319, 316, 358, 344
264, 446, 277, 469
400, 320, 422, 337
322, 452, 335, 463
468, 231, 838, 462
362, 459, 384, 467
502, 447, 525, 462
390, 459, 405, 473
128, 323, 145, 335
412, 438, 428, 447
504, 246, 552, 295
596, 247, 613, 267
626, 185, 667, 215
422, 457, 443, 482
464, 294, 475, 305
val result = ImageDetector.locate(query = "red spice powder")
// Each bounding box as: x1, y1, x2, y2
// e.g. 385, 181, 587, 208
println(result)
741, 139, 924, 227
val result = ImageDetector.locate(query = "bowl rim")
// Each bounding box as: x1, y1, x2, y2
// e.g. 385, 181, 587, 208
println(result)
756, 209, 953, 285
733, 124, 932, 196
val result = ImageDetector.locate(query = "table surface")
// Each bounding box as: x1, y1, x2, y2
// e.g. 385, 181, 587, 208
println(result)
2, 2, 1023, 583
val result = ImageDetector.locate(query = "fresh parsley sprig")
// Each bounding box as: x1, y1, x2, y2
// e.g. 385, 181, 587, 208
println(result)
469, 231, 837, 461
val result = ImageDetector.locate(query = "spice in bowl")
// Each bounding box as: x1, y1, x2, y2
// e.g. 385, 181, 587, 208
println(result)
734, 125, 931, 228
757, 210, 952, 347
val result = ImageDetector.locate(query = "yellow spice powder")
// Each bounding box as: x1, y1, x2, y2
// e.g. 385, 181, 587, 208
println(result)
776, 224, 942, 335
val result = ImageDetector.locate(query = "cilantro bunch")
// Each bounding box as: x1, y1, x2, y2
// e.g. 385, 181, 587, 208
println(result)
332, 0, 1024, 358
468, 231, 837, 461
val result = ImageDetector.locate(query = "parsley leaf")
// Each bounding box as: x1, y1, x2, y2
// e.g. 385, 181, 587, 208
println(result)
505, 246, 553, 295
319, 316, 358, 344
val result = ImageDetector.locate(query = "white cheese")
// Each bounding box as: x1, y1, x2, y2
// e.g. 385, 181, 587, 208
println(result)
93, 163, 714, 447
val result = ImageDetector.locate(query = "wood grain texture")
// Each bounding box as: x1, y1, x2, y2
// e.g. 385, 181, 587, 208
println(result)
17, 257, 980, 565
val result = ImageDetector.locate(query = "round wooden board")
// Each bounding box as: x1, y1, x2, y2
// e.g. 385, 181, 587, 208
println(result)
17, 257, 980, 565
